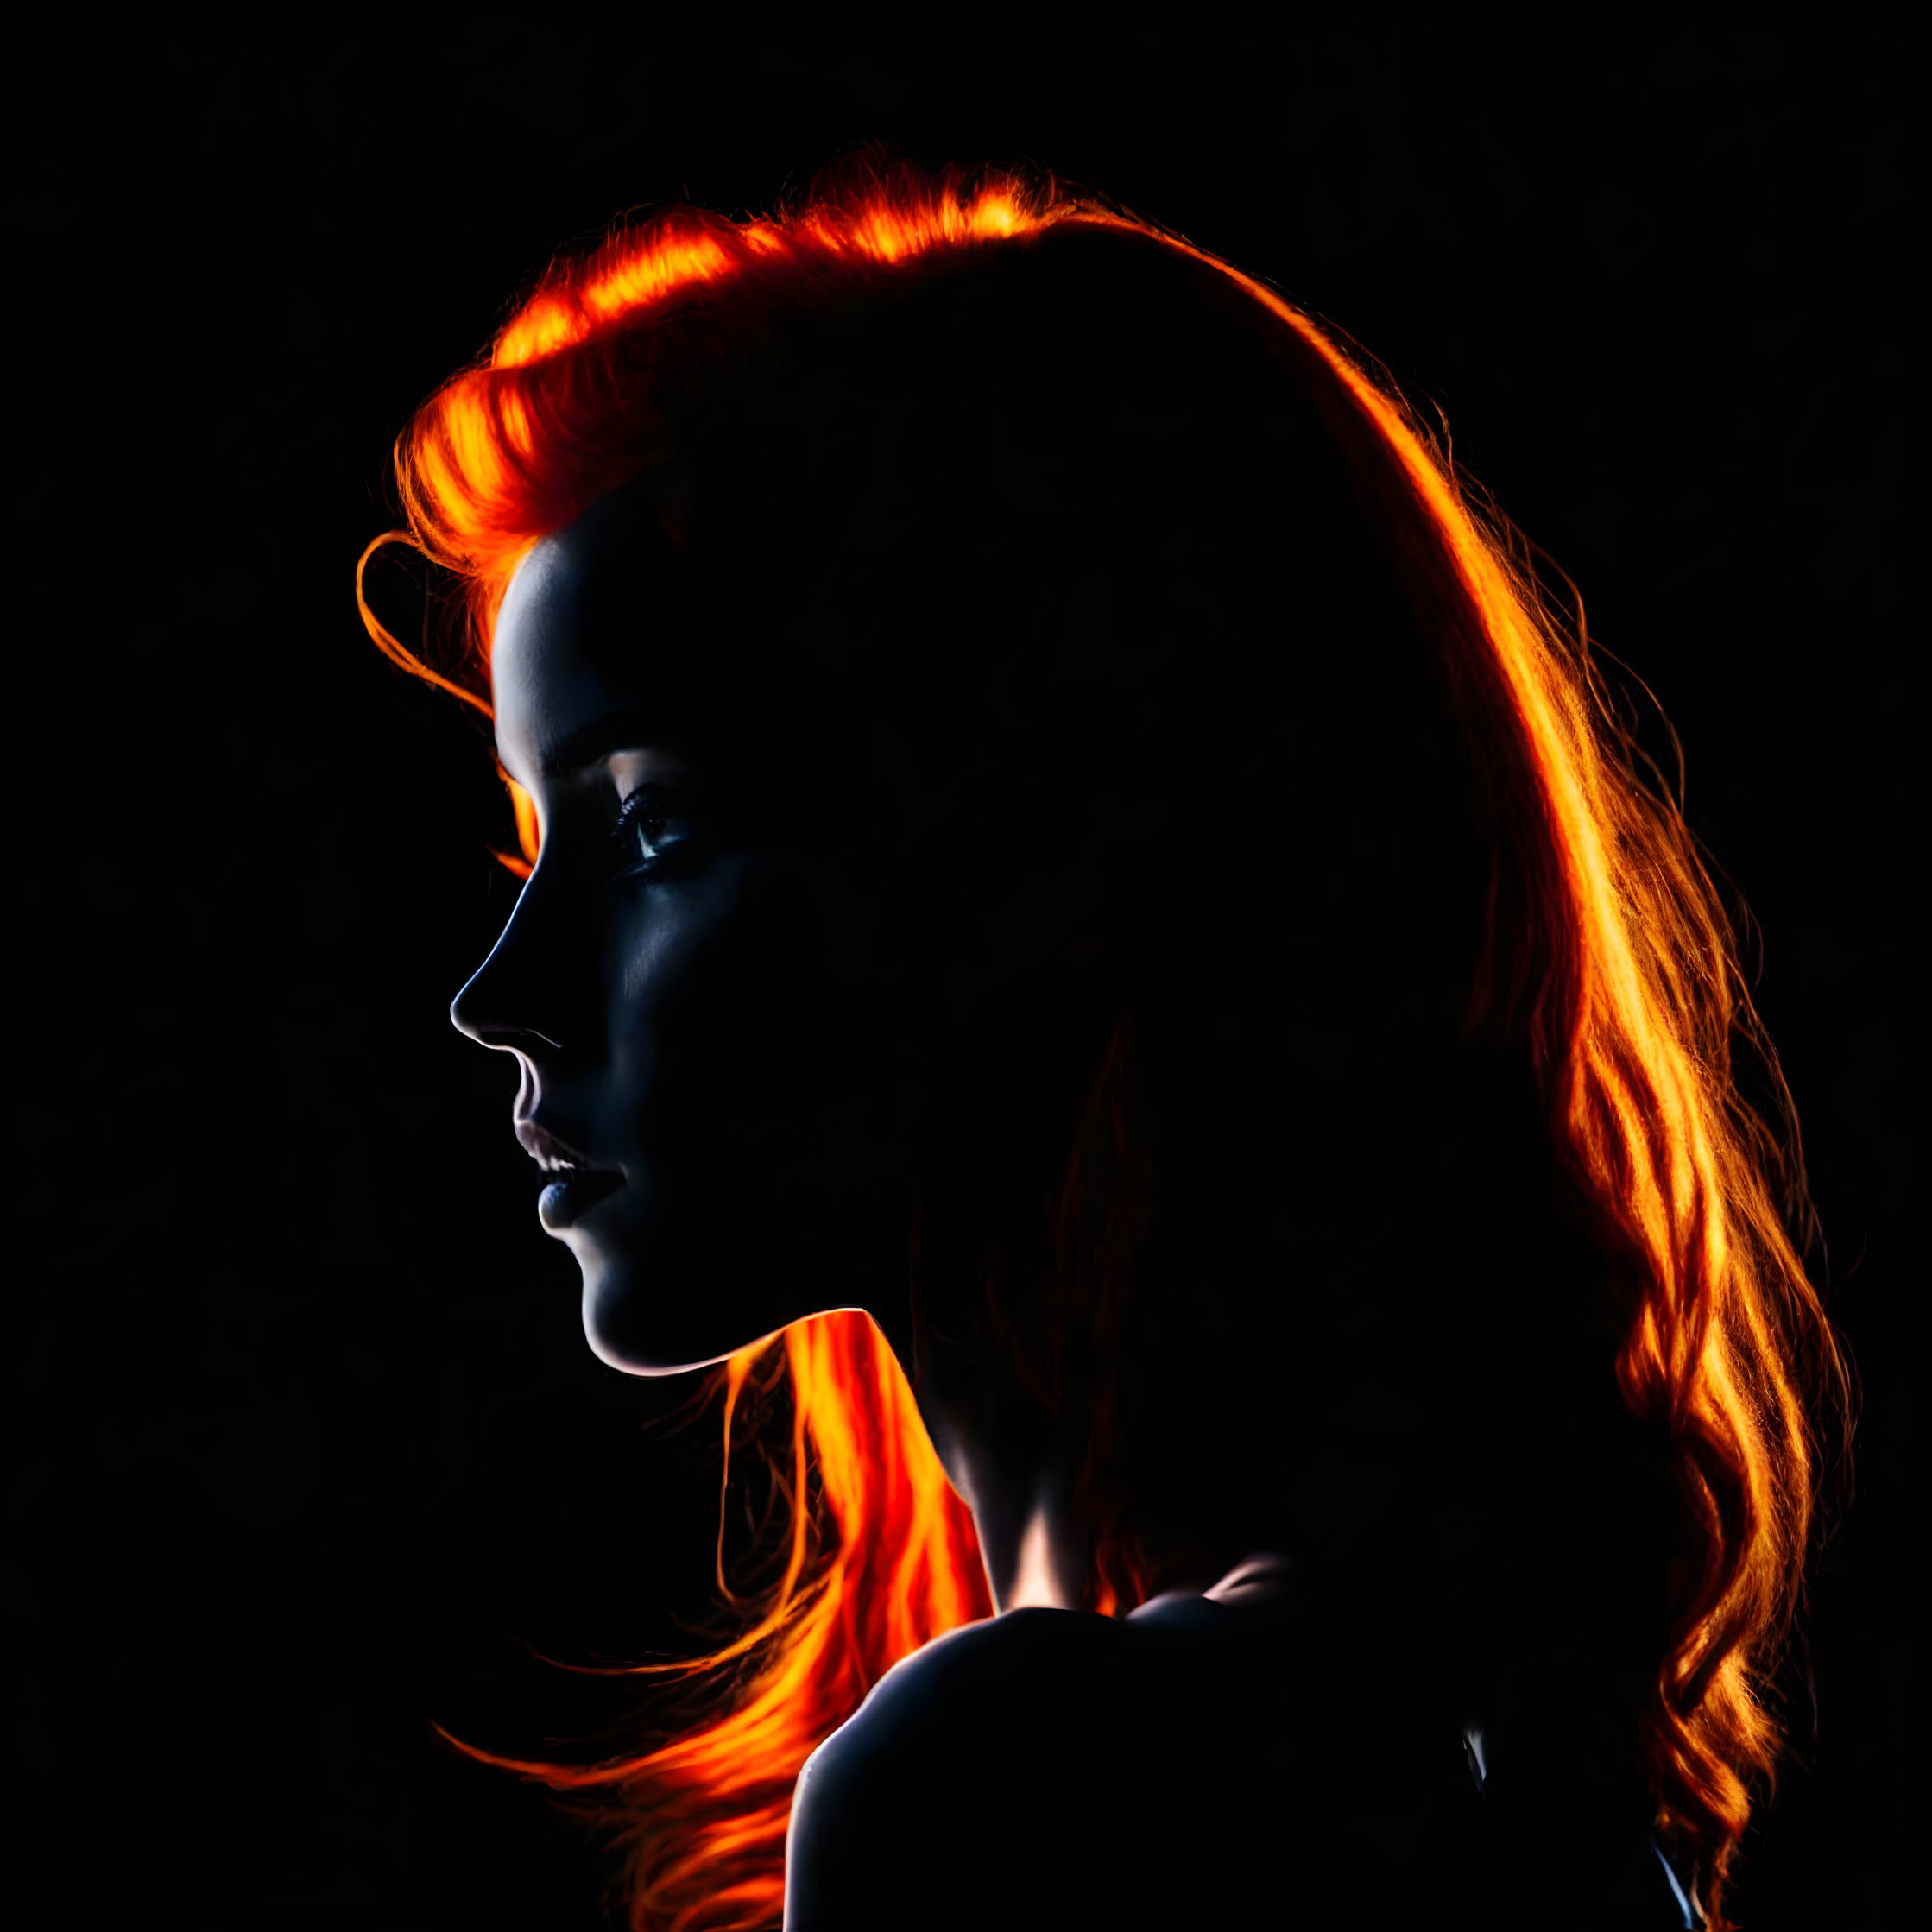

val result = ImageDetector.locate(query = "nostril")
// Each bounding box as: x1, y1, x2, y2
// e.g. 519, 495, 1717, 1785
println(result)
476, 1025, 563, 1055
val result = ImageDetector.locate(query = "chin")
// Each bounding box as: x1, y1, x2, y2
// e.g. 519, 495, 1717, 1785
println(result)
575, 1248, 692, 1376
571, 1232, 801, 1378
553, 1178, 709, 1374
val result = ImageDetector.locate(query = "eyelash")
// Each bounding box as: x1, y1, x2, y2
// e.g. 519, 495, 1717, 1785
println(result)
610, 784, 689, 880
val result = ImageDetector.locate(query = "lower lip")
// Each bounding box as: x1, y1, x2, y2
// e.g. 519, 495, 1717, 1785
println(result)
538, 1170, 628, 1231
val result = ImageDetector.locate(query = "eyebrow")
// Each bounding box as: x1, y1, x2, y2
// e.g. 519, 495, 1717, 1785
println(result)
530, 706, 666, 781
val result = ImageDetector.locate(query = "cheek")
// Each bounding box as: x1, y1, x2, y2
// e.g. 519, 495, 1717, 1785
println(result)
610, 853, 901, 1169
612, 881, 722, 1017
604, 855, 820, 1133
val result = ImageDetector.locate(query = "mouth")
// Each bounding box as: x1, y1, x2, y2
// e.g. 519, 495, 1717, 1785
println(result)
515, 1118, 628, 1230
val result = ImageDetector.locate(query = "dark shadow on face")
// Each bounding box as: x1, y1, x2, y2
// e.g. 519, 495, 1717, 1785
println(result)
451, 224, 1650, 1608
445, 229, 1502, 1436
443, 222, 1685, 1869
451, 482, 920, 1375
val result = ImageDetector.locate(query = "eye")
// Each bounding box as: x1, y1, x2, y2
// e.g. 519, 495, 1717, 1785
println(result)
610, 783, 697, 879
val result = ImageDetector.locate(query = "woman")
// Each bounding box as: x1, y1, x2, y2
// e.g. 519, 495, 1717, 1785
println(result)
360, 158, 1846, 1930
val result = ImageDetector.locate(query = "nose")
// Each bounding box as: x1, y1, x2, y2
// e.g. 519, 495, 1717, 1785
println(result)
450, 985, 561, 1055
450, 885, 565, 1055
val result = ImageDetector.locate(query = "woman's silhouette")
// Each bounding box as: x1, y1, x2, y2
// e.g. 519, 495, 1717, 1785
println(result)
361, 158, 1846, 1930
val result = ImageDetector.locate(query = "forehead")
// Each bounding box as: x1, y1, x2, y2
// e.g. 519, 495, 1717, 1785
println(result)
490, 483, 692, 786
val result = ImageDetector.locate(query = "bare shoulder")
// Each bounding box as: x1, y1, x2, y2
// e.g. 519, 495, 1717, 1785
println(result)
784, 1606, 1300, 1930
784, 1611, 1129, 1930
860, 1605, 1121, 1732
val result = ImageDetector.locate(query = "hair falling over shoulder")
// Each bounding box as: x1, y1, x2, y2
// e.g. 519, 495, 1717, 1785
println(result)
365, 155, 1850, 1930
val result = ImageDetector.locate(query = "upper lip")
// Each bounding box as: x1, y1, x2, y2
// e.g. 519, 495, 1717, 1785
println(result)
515, 1118, 617, 1174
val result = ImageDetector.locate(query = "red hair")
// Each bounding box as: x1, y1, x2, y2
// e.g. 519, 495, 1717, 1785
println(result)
363, 158, 1847, 1929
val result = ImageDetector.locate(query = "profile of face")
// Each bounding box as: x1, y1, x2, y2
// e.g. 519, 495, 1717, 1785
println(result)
450, 483, 919, 1376
447, 247, 1493, 1421
416, 229, 1714, 1897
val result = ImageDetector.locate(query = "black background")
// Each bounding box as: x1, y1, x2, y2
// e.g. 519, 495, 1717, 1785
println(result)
13, 17, 1918, 1928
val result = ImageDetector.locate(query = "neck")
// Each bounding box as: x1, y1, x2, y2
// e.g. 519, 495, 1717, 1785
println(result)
912, 1369, 1289, 1617
919, 1386, 1088, 1613
969, 1460, 1085, 1613
885, 1305, 1293, 1618
881, 1187, 1286, 1619
869, 1248, 1085, 1613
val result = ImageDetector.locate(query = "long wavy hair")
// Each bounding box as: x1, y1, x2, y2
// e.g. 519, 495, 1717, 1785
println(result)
360, 156, 1847, 1930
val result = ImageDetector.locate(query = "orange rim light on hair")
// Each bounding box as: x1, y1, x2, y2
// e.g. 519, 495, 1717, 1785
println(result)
367, 159, 1845, 1932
